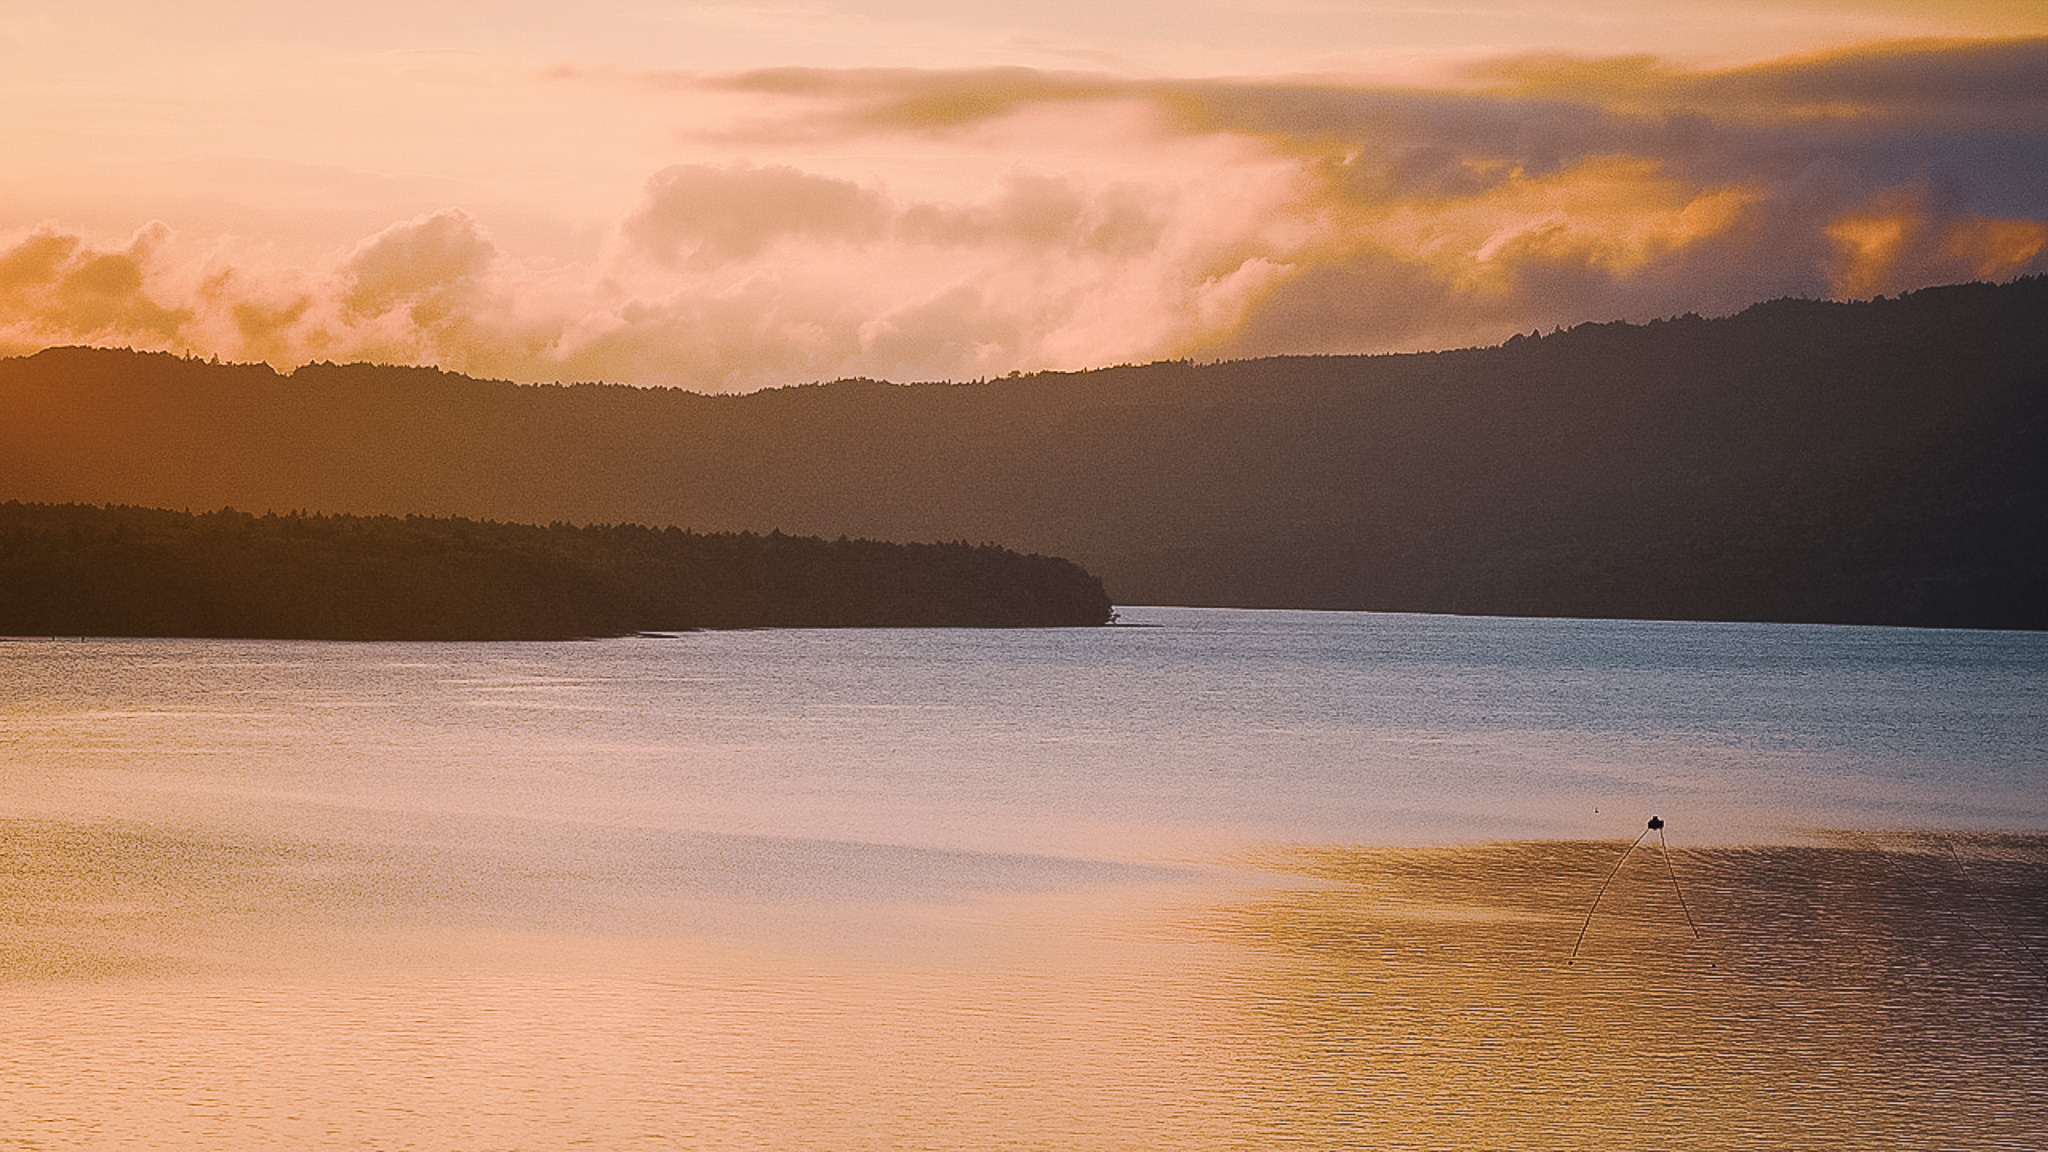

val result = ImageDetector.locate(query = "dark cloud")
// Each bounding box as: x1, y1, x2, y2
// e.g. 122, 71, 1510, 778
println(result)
706, 40, 2048, 212
681, 40, 2048, 365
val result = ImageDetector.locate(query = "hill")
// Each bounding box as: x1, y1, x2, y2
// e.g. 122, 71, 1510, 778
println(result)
2, 277, 2043, 628
0, 503, 1114, 639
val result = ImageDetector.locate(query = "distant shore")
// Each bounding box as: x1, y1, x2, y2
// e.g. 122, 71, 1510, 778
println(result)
0, 502, 1115, 639
6, 278, 2044, 630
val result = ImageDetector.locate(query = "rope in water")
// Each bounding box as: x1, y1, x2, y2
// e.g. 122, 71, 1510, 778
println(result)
1570, 815, 1699, 963
1568, 824, 1651, 965
1659, 825, 1701, 940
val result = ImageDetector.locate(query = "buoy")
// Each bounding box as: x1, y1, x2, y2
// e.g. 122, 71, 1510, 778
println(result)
1569, 815, 1698, 963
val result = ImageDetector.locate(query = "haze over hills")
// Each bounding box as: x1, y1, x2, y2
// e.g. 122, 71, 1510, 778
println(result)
3, 277, 2043, 629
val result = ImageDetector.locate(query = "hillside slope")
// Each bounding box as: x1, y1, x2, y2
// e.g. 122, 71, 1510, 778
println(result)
3, 278, 2043, 627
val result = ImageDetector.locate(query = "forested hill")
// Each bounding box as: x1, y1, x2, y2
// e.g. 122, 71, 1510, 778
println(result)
3, 277, 2044, 629
0, 504, 1114, 639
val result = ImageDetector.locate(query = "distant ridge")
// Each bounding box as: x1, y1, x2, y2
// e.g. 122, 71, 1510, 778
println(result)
2, 277, 2043, 629
0, 503, 1114, 639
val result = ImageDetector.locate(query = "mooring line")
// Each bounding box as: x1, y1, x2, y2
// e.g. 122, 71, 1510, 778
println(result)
1569, 825, 1650, 964
1659, 826, 1701, 940
1939, 837, 2048, 983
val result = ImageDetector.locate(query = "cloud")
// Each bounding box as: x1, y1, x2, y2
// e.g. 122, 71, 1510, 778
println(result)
719, 38, 2048, 140
4, 38, 2045, 389
537, 276, 870, 393
1826, 186, 2048, 297
1153, 39, 2048, 345
0, 224, 192, 352
709, 67, 1133, 132
342, 209, 499, 323
896, 172, 1165, 255
1471, 36, 2048, 128
0, 232, 80, 290
622, 161, 889, 268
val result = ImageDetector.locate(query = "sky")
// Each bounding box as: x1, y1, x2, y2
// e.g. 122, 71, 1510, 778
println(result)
3, 1, 2045, 390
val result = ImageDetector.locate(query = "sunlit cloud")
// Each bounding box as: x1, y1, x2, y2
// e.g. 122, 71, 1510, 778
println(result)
707, 67, 1135, 131
1469, 36, 2048, 127
623, 162, 890, 268
0, 224, 190, 348
3, 35, 2044, 390
1826, 187, 2048, 298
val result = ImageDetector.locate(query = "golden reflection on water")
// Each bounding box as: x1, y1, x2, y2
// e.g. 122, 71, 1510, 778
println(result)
4, 821, 2045, 1149
0, 819, 1265, 1150
1218, 835, 2048, 1150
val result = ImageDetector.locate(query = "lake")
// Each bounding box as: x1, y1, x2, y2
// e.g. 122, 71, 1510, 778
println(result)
3, 607, 2045, 1148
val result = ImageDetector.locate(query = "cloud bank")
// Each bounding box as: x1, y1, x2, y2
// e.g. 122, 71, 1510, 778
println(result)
4, 38, 2044, 390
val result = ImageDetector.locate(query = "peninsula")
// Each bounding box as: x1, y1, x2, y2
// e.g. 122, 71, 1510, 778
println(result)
0, 503, 1115, 639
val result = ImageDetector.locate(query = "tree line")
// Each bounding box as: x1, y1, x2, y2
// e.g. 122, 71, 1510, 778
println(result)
0, 503, 1114, 639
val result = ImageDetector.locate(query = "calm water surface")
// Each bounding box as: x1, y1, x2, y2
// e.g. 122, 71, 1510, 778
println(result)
3, 608, 2044, 1148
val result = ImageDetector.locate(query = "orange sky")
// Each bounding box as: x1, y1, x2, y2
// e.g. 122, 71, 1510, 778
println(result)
3, 1, 2045, 389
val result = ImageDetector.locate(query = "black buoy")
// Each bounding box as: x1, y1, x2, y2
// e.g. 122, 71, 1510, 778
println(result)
1569, 814, 1698, 963
1652, 817, 1699, 941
